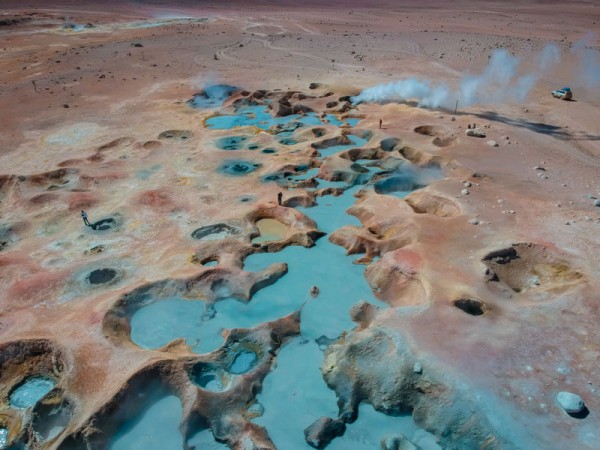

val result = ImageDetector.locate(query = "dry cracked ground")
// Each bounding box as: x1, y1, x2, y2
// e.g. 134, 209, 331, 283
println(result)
0, 1, 599, 449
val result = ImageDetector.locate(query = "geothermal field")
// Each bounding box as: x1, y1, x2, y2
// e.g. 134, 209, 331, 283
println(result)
1, 0, 600, 449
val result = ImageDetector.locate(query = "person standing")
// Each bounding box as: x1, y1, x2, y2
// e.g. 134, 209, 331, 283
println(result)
81, 210, 91, 227
379, 118, 383, 129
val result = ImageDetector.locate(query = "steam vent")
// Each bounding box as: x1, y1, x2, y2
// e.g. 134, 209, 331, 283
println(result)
1, 1, 599, 449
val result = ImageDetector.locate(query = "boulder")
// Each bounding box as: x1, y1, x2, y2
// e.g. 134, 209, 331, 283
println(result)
556, 391, 585, 414
304, 416, 346, 449
465, 128, 486, 138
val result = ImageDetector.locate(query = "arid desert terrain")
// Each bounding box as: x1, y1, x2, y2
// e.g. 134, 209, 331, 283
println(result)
1, 1, 600, 449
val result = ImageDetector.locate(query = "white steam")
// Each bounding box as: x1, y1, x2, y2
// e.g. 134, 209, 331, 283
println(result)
572, 32, 600, 90
352, 39, 599, 107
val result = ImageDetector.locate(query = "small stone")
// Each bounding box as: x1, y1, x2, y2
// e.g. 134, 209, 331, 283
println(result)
465, 128, 486, 138
565, 221, 570, 225
461, 189, 470, 196
594, 199, 600, 207
451, 116, 456, 121
413, 362, 423, 374
381, 434, 419, 450
487, 140, 499, 147
463, 181, 472, 187
534, 165, 546, 171
556, 204, 561, 207
468, 218, 479, 225
508, 210, 516, 214
556, 391, 585, 414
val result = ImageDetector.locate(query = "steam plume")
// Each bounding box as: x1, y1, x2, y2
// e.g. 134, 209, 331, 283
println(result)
572, 33, 600, 90
352, 44, 568, 108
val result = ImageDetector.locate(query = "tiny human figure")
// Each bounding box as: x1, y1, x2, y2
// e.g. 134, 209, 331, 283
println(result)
379, 118, 383, 129
310, 285, 320, 298
467, 124, 472, 129
81, 210, 91, 227
277, 192, 283, 206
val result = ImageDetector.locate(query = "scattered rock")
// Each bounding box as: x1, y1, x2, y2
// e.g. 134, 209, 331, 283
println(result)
463, 181, 472, 187
310, 285, 320, 297
465, 128, 486, 138
315, 335, 337, 351
468, 218, 479, 225
556, 391, 585, 414
304, 417, 346, 449
84, 245, 105, 255
413, 362, 423, 374
534, 166, 546, 171
461, 189, 470, 196
487, 140, 499, 147
594, 199, 600, 207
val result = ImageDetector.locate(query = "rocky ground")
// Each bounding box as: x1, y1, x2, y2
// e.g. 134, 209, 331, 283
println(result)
1, 1, 599, 449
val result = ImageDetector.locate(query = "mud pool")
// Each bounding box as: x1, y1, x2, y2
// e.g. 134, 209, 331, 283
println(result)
82, 100, 439, 448
252, 219, 288, 243
9, 377, 55, 409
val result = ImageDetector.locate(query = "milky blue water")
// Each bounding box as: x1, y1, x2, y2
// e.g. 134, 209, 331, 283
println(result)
328, 404, 441, 450
205, 105, 346, 131
109, 395, 183, 450
229, 351, 257, 374
9, 377, 55, 409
